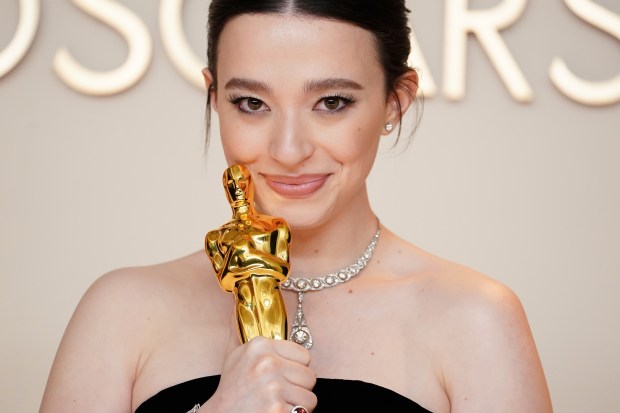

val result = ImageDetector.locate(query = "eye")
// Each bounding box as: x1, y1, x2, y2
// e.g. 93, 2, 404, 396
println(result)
229, 95, 270, 113
314, 94, 356, 113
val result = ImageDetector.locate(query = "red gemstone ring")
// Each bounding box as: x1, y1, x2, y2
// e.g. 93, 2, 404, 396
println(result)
291, 406, 309, 413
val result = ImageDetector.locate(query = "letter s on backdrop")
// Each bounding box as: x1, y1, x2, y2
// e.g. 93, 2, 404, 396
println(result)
53, 0, 152, 96
550, 0, 620, 106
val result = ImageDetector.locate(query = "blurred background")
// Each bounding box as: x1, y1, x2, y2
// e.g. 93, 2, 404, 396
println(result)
1, 1, 618, 411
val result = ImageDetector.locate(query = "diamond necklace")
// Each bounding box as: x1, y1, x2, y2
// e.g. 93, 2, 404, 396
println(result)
281, 226, 381, 349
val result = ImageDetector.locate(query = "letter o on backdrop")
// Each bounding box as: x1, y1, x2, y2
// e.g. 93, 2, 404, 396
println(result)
0, 0, 40, 78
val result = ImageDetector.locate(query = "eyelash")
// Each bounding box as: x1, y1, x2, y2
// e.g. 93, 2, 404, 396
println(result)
228, 94, 267, 114
315, 93, 357, 113
227, 93, 358, 114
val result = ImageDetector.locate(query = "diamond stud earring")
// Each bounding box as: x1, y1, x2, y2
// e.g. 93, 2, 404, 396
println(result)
385, 123, 394, 133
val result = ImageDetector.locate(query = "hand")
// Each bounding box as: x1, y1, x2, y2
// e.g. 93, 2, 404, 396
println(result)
202, 317, 318, 413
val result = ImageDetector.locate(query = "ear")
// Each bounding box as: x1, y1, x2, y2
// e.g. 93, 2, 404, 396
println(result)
383, 69, 419, 135
202, 67, 218, 111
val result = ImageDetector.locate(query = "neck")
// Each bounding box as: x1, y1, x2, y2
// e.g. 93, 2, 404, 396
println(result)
288, 200, 378, 277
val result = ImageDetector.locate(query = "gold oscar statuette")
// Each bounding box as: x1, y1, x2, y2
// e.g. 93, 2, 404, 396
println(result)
205, 164, 291, 343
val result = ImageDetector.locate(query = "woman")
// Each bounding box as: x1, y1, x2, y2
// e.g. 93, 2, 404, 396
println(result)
40, 1, 552, 412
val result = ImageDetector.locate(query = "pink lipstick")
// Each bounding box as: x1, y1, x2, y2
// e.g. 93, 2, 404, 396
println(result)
262, 174, 330, 198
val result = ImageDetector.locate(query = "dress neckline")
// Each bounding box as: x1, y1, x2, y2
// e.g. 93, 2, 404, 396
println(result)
135, 374, 433, 413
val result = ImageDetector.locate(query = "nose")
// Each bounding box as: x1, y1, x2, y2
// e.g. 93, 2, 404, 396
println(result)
268, 110, 314, 168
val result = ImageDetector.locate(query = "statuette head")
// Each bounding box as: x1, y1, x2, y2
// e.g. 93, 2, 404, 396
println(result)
224, 164, 254, 207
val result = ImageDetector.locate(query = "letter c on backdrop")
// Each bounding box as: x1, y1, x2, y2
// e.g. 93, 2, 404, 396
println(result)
159, 0, 204, 89
0, 0, 40, 79
52, 0, 152, 96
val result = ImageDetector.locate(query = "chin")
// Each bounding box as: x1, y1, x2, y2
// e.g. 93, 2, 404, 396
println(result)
257, 199, 334, 231
285, 214, 327, 232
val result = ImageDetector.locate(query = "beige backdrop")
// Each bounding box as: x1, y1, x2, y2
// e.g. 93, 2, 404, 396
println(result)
1, 1, 619, 412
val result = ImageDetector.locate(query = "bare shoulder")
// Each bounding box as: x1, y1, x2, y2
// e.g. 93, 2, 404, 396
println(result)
434, 266, 552, 411
40, 251, 223, 413
88, 251, 218, 307
379, 228, 529, 325
65, 250, 228, 368
380, 229, 552, 412
424, 254, 523, 325
69, 252, 221, 337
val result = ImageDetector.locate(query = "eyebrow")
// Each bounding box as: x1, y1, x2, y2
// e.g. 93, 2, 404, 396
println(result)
223, 77, 363, 94
224, 78, 272, 94
304, 78, 364, 93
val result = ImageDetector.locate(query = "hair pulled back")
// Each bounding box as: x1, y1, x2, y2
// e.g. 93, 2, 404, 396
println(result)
205, 0, 417, 141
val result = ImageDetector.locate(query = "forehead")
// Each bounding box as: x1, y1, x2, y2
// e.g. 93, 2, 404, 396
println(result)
215, 13, 384, 88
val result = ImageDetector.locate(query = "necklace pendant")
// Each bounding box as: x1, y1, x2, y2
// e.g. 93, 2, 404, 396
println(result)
290, 324, 312, 349
282, 225, 381, 350
289, 292, 313, 349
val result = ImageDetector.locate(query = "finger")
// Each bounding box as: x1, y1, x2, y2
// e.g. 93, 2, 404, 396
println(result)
272, 339, 312, 366
242, 336, 311, 368
247, 344, 316, 390
284, 385, 318, 413
282, 361, 317, 390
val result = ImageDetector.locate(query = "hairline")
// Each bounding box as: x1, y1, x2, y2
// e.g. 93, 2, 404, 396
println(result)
210, 11, 389, 93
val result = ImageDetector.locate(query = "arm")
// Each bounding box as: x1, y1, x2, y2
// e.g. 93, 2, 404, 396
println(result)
441, 281, 552, 412
40, 270, 143, 413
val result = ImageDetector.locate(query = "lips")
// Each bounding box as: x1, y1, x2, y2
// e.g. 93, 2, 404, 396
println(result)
262, 174, 331, 198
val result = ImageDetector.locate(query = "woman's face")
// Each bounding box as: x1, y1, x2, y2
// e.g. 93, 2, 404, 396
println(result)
211, 13, 394, 229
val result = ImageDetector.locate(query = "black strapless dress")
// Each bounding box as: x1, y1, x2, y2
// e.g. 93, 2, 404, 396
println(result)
135, 375, 432, 412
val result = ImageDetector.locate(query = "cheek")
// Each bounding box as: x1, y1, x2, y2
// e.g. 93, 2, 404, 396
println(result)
219, 116, 265, 165
320, 114, 382, 165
